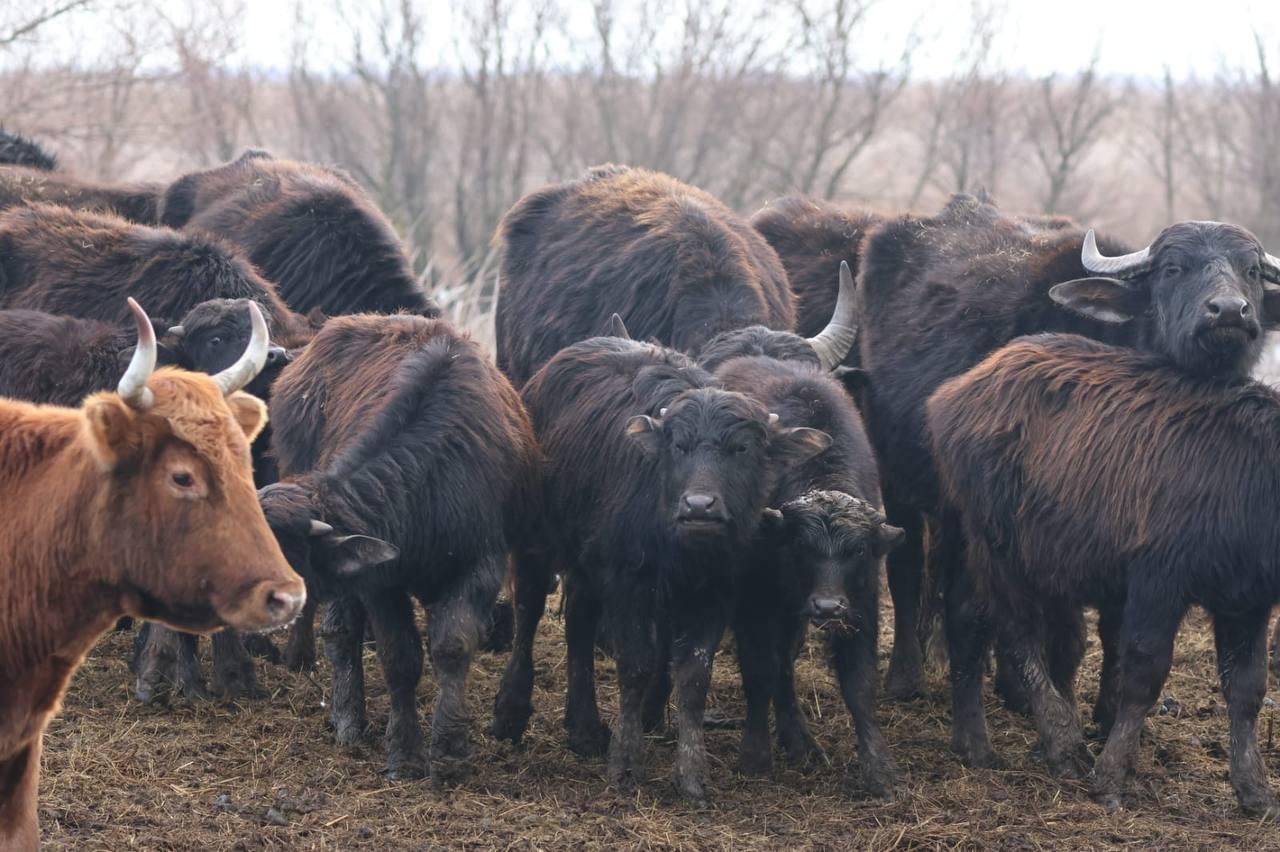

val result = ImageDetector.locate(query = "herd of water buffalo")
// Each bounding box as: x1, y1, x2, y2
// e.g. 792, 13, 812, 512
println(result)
2, 125, 1280, 847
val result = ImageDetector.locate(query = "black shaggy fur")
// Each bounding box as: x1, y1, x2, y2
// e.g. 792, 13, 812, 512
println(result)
491, 336, 828, 804
928, 332, 1280, 816
257, 314, 537, 784
494, 165, 795, 387
0, 130, 57, 171
161, 149, 439, 318
713, 355, 900, 796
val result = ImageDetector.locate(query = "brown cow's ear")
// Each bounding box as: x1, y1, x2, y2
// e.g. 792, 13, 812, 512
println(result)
225, 392, 268, 443
1049, 277, 1149, 324
773, 427, 832, 462
875, 523, 906, 556
83, 396, 142, 470
328, 534, 400, 577
1264, 285, 1280, 330
625, 415, 663, 456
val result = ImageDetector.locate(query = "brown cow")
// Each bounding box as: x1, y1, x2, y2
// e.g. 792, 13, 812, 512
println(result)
0, 300, 304, 850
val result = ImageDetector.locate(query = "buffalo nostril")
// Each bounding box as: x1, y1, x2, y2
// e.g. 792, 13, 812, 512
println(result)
683, 494, 717, 513
266, 346, 287, 366
1207, 295, 1249, 322
810, 597, 848, 618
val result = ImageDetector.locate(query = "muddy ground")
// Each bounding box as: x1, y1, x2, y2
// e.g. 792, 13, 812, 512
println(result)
37, 598, 1280, 851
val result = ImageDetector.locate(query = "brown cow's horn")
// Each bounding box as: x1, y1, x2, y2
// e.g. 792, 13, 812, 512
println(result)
117, 297, 157, 411
806, 261, 858, 371
1081, 229, 1151, 278
1263, 251, 1280, 284
212, 301, 269, 396
309, 520, 334, 537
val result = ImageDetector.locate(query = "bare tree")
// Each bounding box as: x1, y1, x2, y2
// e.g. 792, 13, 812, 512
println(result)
1025, 51, 1116, 213
0, 0, 94, 47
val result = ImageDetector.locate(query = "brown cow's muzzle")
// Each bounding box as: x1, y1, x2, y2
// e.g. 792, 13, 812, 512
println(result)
215, 575, 307, 632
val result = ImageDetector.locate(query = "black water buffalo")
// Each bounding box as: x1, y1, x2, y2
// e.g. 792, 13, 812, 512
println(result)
0, 130, 160, 221
491, 333, 829, 803
494, 165, 797, 388
750, 196, 882, 360
859, 192, 1280, 768
256, 313, 537, 783
160, 149, 438, 318
715, 351, 902, 798
928, 322, 1280, 816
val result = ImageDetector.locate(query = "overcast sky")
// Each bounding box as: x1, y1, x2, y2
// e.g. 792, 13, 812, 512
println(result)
7, 0, 1279, 79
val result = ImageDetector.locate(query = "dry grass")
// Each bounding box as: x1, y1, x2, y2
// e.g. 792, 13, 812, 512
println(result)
38, 596, 1280, 851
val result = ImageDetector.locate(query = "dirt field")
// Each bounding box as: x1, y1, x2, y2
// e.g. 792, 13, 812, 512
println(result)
37, 598, 1280, 851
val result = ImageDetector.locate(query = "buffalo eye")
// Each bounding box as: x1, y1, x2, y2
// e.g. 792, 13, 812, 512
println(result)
1248, 264, 1262, 281
851, 543, 867, 557
1163, 263, 1183, 277
675, 442, 693, 455
172, 472, 195, 489
731, 443, 749, 455
209, 336, 224, 347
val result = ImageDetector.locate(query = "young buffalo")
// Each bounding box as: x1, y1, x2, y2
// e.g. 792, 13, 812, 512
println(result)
491, 335, 829, 804
716, 355, 902, 797
160, 149, 438, 318
256, 314, 536, 784
494, 164, 796, 388
928, 324, 1280, 817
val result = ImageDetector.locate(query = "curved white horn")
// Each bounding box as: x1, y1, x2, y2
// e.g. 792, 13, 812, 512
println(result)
806, 261, 859, 370
309, 520, 333, 537
1263, 251, 1280, 284
117, 297, 157, 410
1081, 229, 1151, 278
212, 301, 269, 396
167, 325, 185, 338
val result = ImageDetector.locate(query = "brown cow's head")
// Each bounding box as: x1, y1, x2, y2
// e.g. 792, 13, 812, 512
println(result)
87, 299, 305, 633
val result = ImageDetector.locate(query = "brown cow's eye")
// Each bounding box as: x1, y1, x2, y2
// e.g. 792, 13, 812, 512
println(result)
172, 472, 195, 489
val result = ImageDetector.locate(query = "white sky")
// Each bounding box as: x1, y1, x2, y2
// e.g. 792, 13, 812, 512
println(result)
7, 0, 1280, 79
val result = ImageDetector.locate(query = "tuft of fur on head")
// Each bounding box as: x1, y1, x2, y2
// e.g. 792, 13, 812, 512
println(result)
0, 129, 57, 171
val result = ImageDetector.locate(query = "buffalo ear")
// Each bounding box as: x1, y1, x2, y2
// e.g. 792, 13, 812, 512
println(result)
625, 415, 663, 455
832, 366, 870, 407
875, 523, 906, 556
1049, 277, 1149, 324
773, 427, 832, 462
83, 395, 142, 470
327, 534, 400, 577
1264, 285, 1280, 330
225, 392, 268, 443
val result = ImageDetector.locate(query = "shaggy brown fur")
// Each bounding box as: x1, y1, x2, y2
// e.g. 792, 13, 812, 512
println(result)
160, 150, 438, 318
0, 165, 160, 222
751, 196, 882, 344
495, 165, 795, 387
0, 203, 312, 345
0, 367, 304, 850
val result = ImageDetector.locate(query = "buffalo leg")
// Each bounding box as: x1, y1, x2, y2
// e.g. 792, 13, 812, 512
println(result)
1090, 592, 1180, 811
132, 623, 209, 704
641, 666, 672, 734
735, 606, 780, 775
941, 516, 997, 768
211, 630, 265, 700
833, 576, 899, 798
1214, 607, 1279, 817
362, 589, 427, 780
1001, 598, 1091, 778
322, 595, 368, 748
426, 554, 499, 786
670, 599, 729, 804
564, 580, 609, 757
492, 549, 553, 744
605, 594, 662, 791
884, 505, 927, 700
284, 597, 319, 672
774, 614, 822, 764
1092, 602, 1122, 734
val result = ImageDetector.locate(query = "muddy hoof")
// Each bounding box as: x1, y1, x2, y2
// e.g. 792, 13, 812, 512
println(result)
737, 745, 772, 777
883, 666, 928, 702
490, 704, 532, 744
566, 721, 611, 758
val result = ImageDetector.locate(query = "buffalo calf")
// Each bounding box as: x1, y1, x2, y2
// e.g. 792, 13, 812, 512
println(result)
928, 328, 1280, 817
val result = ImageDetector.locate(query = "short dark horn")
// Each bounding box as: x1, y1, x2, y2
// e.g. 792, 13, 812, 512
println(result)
608, 313, 631, 339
